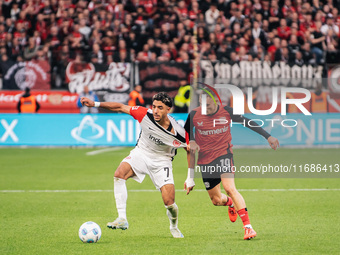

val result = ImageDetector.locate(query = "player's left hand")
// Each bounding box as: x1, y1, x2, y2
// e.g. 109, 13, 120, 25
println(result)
184, 179, 195, 195
268, 136, 279, 150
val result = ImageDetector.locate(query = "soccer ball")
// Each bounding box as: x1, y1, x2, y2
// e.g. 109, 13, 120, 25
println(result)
78, 221, 102, 243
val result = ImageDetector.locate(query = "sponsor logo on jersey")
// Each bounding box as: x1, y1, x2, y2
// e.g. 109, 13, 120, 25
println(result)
197, 126, 228, 135
173, 140, 181, 147
149, 134, 165, 145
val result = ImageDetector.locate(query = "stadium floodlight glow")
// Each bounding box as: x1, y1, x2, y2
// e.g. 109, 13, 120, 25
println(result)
201, 84, 312, 116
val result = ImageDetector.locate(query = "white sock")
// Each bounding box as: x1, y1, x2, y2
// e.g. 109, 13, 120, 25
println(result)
165, 203, 178, 229
114, 177, 127, 220
244, 224, 252, 229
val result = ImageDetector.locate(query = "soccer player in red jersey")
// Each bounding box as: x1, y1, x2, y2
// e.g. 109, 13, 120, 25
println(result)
184, 89, 279, 240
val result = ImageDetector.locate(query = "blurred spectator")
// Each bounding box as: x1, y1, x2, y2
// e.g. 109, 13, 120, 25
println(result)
174, 81, 190, 113
8, 37, 23, 61
77, 85, 99, 114
301, 42, 315, 64
115, 49, 130, 62
10, 3, 20, 21
288, 35, 301, 57
79, 18, 91, 42
310, 21, 326, 64
294, 51, 304, 66
23, 37, 38, 60
176, 50, 190, 63
252, 20, 267, 47
277, 19, 291, 40
275, 40, 290, 64
114, 39, 130, 62
321, 15, 339, 35
230, 7, 245, 30
269, 0, 282, 30
325, 28, 338, 52
17, 87, 40, 113
128, 85, 145, 107
92, 43, 104, 64
189, 1, 200, 21
282, 0, 296, 18
176, 1, 188, 21
205, 3, 220, 32
250, 38, 265, 61
216, 41, 230, 61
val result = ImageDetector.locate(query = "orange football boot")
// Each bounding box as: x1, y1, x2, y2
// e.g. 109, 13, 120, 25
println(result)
243, 227, 257, 240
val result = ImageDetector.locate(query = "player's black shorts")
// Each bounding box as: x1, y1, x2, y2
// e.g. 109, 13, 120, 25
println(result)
198, 154, 234, 190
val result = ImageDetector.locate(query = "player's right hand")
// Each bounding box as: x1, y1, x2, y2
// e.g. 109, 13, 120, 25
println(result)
268, 136, 280, 150
184, 178, 195, 195
80, 97, 94, 107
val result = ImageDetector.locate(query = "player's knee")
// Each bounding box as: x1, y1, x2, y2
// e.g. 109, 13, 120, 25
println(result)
163, 199, 175, 206
224, 187, 237, 197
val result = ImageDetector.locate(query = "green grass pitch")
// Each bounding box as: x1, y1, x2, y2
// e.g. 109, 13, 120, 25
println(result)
1, 147, 340, 255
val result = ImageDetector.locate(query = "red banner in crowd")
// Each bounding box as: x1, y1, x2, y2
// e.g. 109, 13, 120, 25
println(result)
65, 61, 131, 104
0, 90, 79, 113
1, 60, 51, 90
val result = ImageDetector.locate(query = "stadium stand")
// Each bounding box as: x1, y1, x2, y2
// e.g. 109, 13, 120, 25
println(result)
0, 0, 339, 106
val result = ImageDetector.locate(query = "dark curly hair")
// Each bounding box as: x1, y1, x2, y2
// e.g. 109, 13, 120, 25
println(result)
152, 92, 173, 107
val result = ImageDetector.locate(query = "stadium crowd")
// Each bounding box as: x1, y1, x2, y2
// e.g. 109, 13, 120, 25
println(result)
0, 0, 339, 82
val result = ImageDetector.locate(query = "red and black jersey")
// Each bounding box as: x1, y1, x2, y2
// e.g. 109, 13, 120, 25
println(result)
184, 105, 270, 165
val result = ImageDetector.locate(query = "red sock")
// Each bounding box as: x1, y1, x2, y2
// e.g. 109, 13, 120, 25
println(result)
224, 197, 233, 206
237, 208, 250, 226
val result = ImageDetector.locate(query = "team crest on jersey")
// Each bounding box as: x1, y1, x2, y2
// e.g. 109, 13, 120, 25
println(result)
173, 140, 181, 147
197, 121, 203, 126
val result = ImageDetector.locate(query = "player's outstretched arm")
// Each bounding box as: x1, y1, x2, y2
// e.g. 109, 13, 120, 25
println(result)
267, 136, 280, 150
80, 97, 131, 114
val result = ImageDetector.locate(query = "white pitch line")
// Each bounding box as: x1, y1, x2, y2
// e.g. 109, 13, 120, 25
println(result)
1, 188, 340, 193
86, 147, 127, 156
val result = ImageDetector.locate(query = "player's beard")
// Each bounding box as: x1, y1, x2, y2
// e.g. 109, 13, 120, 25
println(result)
154, 114, 162, 122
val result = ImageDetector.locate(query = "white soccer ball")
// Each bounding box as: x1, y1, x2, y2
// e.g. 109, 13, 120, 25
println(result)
78, 221, 102, 243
